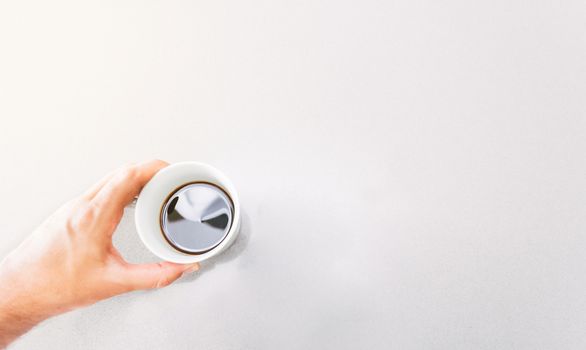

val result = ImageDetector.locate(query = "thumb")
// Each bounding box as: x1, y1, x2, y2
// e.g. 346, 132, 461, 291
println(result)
121, 261, 200, 291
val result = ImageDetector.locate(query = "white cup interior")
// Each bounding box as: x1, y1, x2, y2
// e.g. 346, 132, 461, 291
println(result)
135, 162, 241, 263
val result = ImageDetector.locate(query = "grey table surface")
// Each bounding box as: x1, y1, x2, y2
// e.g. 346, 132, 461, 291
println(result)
1, 1, 586, 349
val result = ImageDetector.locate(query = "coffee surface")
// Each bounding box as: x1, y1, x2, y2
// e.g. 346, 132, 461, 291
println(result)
160, 183, 233, 254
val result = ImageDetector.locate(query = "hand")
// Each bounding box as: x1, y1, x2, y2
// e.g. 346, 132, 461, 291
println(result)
0, 160, 199, 348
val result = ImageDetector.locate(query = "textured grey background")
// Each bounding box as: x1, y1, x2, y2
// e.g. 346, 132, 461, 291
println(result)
1, 0, 586, 349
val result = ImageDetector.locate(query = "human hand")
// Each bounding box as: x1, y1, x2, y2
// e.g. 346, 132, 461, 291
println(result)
0, 160, 199, 348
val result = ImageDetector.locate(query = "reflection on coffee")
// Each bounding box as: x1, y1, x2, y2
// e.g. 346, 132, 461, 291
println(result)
160, 182, 234, 255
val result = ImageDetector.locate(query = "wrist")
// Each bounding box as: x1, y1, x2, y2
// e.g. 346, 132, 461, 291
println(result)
0, 258, 60, 347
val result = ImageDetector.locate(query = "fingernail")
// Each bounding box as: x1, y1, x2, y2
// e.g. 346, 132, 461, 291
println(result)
184, 263, 200, 273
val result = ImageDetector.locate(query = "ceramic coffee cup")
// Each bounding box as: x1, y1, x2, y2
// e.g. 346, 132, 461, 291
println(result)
135, 162, 241, 263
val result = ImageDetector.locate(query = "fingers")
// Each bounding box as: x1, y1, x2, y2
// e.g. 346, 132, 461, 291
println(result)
120, 262, 200, 291
82, 169, 117, 200
92, 160, 168, 223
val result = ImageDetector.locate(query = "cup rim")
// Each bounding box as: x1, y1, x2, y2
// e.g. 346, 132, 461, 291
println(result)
135, 161, 241, 263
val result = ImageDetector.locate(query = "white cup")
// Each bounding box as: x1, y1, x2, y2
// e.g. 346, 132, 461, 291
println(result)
135, 162, 241, 264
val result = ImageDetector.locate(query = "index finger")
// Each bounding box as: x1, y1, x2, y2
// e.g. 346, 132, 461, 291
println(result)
93, 159, 169, 222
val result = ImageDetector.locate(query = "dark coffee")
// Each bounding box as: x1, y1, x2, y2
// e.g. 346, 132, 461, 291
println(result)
160, 182, 234, 255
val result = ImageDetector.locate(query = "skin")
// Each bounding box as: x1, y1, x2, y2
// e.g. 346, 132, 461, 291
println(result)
0, 160, 199, 348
